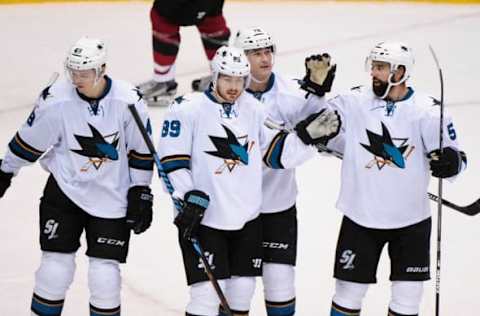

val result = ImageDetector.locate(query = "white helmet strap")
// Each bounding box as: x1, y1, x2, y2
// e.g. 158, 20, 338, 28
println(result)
93, 66, 105, 86
250, 74, 269, 84
379, 65, 407, 99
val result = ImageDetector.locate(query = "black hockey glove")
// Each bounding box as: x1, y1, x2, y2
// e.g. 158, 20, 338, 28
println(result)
174, 190, 210, 241
126, 186, 153, 234
300, 53, 336, 97
428, 147, 466, 178
295, 109, 341, 146
0, 159, 14, 198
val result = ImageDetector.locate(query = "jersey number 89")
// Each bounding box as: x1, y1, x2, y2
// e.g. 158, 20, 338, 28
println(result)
161, 120, 181, 137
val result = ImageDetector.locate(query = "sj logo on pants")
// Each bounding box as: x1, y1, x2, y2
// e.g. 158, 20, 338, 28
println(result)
340, 249, 356, 270
43, 219, 59, 240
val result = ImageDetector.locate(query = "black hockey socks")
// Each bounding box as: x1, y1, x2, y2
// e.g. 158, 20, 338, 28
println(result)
30, 293, 64, 316
90, 304, 120, 316
330, 301, 360, 316
388, 308, 418, 316
265, 298, 296, 316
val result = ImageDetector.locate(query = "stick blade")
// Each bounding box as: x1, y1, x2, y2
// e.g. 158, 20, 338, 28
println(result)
457, 198, 480, 216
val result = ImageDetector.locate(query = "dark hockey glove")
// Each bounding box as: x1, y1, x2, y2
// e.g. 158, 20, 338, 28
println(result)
295, 109, 341, 146
0, 159, 14, 198
174, 190, 210, 241
300, 53, 336, 97
428, 147, 466, 178
126, 186, 153, 234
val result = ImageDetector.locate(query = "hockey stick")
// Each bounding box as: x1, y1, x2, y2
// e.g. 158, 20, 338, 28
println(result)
128, 105, 233, 316
429, 45, 444, 316
264, 118, 480, 216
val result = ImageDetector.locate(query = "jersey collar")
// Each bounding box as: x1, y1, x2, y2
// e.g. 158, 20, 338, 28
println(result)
204, 88, 238, 119
76, 75, 112, 104
76, 76, 112, 115
384, 87, 414, 103
246, 73, 276, 101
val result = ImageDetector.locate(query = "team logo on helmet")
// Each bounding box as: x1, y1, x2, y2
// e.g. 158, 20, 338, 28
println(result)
360, 122, 414, 170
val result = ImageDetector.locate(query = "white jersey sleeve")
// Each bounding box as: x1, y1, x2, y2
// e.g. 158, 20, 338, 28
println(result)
261, 109, 318, 170
420, 102, 461, 153
156, 98, 195, 201
280, 78, 325, 125
1, 85, 63, 174
419, 96, 467, 177
123, 92, 154, 187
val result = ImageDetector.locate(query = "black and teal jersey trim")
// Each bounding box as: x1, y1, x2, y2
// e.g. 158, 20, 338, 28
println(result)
8, 133, 44, 162
160, 154, 191, 173
263, 131, 288, 169
128, 150, 154, 170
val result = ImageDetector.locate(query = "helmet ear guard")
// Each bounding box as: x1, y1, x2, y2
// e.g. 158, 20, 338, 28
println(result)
365, 41, 415, 98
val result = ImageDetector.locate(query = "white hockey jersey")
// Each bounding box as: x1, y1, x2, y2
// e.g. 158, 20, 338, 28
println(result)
246, 73, 321, 213
1, 77, 153, 219
318, 86, 465, 229
157, 90, 317, 230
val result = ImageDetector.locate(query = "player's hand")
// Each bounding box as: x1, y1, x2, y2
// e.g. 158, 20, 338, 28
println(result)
295, 109, 341, 145
429, 147, 465, 178
300, 53, 336, 97
174, 190, 209, 241
0, 159, 13, 198
126, 186, 153, 234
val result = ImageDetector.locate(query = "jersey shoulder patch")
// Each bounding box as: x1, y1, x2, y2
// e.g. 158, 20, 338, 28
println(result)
413, 91, 439, 109
27, 81, 70, 127
429, 96, 441, 106
36, 80, 71, 107
167, 92, 203, 119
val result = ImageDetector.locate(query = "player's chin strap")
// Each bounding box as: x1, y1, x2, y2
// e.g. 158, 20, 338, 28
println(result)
264, 117, 480, 216
128, 105, 234, 316
250, 74, 270, 84
380, 66, 408, 99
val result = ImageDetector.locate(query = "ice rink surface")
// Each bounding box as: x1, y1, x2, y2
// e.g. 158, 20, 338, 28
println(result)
1, 1, 479, 314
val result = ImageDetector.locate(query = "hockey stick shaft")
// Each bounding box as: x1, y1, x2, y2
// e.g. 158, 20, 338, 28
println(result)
264, 119, 480, 215
128, 105, 233, 316
429, 44, 444, 316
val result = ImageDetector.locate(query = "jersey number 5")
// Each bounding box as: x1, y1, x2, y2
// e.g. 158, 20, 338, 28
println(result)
161, 120, 181, 137
447, 122, 456, 140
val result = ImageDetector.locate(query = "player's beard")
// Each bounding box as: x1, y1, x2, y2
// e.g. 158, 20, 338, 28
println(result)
372, 78, 389, 98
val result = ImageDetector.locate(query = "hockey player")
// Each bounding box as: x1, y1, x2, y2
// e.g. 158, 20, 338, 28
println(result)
138, 0, 230, 105
0, 37, 154, 316
233, 26, 333, 316
156, 45, 340, 316
302, 42, 467, 315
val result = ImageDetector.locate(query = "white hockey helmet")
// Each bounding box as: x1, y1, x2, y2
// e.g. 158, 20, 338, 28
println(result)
65, 36, 107, 79
233, 26, 276, 53
365, 41, 414, 98
366, 42, 414, 82
211, 45, 251, 88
